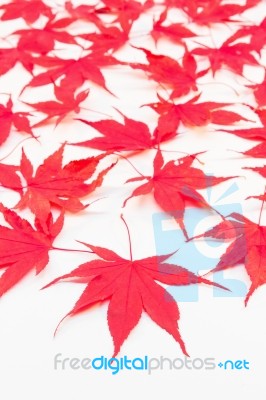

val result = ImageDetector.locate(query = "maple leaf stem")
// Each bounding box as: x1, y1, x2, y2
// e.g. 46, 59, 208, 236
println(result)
115, 153, 147, 178
120, 214, 133, 261
153, 148, 204, 164
79, 107, 114, 119
208, 26, 218, 49
258, 186, 266, 225
197, 82, 239, 96
51, 246, 93, 254
157, 82, 171, 96
0, 137, 38, 162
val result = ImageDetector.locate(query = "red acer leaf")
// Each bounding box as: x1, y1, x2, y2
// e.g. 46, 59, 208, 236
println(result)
224, 17, 266, 54
255, 109, 266, 126
0, 0, 53, 24
192, 41, 259, 76
0, 48, 35, 77
0, 204, 64, 296
210, 110, 252, 125
250, 76, 266, 108
45, 216, 225, 356
0, 163, 21, 193
0, 97, 34, 145
14, 145, 113, 223
13, 23, 77, 55
130, 48, 198, 99
242, 142, 266, 158
124, 151, 233, 236
74, 113, 176, 152
64, 1, 106, 28
219, 128, 266, 141
146, 94, 210, 136
245, 165, 266, 178
24, 53, 121, 95
194, 209, 266, 304
75, 116, 153, 151
151, 9, 196, 45
145, 94, 248, 136
180, 0, 260, 25
80, 26, 128, 54
24, 88, 90, 127
100, 0, 153, 34
250, 193, 266, 203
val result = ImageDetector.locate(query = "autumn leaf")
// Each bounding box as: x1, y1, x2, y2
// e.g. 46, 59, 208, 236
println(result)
45, 215, 226, 356
0, 204, 64, 296
64, 1, 105, 27
99, 0, 154, 34
14, 145, 114, 223
74, 112, 176, 152
242, 142, 266, 158
24, 88, 90, 127
0, 163, 21, 193
0, 0, 53, 24
250, 76, 266, 108
24, 53, 122, 95
181, 0, 260, 25
0, 97, 34, 145
219, 127, 266, 141
145, 94, 249, 137
151, 9, 196, 45
13, 22, 77, 55
130, 48, 198, 99
124, 151, 234, 237
192, 41, 259, 76
193, 209, 266, 304
245, 165, 266, 178
80, 26, 128, 54
145, 94, 211, 135
0, 48, 35, 77
224, 17, 266, 54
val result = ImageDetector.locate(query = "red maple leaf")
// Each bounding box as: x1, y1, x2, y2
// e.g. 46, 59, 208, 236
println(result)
24, 88, 90, 127
0, 163, 21, 193
249, 76, 266, 108
0, 204, 64, 296
145, 94, 249, 137
218, 128, 266, 141
124, 151, 233, 236
224, 17, 266, 54
80, 26, 128, 54
64, 1, 108, 28
255, 109, 266, 126
0, 0, 53, 24
180, 0, 260, 25
13, 145, 113, 223
245, 165, 266, 178
151, 9, 196, 45
45, 215, 225, 356
74, 112, 176, 152
242, 142, 266, 158
250, 193, 266, 203
194, 209, 266, 304
100, 0, 153, 34
13, 20, 77, 55
0, 48, 35, 77
130, 48, 198, 99
0, 97, 34, 145
24, 53, 121, 95
192, 41, 259, 76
